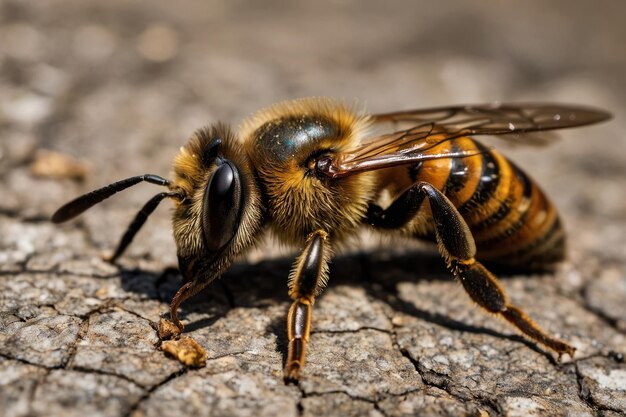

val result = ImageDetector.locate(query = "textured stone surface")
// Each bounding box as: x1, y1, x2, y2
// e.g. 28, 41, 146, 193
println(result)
72, 310, 183, 387
30, 370, 144, 417
1, 1, 625, 416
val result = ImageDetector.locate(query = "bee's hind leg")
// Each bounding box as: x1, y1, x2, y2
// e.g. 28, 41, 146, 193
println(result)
284, 230, 331, 382
368, 182, 575, 358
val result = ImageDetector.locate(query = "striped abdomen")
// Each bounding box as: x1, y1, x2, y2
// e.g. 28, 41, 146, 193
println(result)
403, 136, 565, 268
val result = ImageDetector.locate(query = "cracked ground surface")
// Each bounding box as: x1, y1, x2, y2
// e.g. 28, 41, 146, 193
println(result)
1, 1, 625, 416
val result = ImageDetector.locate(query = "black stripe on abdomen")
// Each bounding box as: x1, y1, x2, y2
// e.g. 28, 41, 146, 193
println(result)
473, 160, 533, 236
458, 140, 499, 215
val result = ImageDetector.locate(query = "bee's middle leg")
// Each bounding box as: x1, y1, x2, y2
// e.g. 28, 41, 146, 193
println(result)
284, 230, 331, 382
368, 182, 575, 358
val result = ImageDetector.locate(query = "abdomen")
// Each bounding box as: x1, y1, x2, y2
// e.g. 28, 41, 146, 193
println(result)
381, 137, 566, 268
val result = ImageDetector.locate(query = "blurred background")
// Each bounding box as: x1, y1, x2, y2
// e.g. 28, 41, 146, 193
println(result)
1, 0, 624, 264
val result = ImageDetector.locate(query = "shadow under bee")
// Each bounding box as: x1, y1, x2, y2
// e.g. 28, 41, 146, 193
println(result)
113, 248, 557, 368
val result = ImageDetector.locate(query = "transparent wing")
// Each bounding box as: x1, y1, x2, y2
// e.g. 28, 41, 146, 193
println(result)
317, 103, 611, 178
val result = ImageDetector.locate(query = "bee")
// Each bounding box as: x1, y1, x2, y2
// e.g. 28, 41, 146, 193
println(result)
52, 98, 610, 381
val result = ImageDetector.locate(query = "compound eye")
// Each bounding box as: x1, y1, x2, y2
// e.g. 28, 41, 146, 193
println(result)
202, 160, 243, 251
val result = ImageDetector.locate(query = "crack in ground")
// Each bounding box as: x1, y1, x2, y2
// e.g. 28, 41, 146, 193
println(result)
363, 271, 562, 365
294, 379, 305, 417
579, 284, 625, 335
574, 361, 624, 415
0, 251, 34, 277
0, 352, 144, 389
397, 347, 450, 391
0, 352, 52, 368
123, 368, 188, 417
61, 315, 91, 369
374, 291, 463, 408
70, 364, 146, 388
372, 282, 503, 416
102, 301, 165, 326
299, 385, 462, 417
552, 261, 625, 336
1, 306, 149, 390
27, 365, 51, 416
122, 351, 252, 417
296, 388, 396, 417
289, 290, 424, 417
575, 364, 595, 413
1, 302, 169, 390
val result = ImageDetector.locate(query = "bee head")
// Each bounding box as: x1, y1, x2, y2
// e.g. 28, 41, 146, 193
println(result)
171, 124, 263, 283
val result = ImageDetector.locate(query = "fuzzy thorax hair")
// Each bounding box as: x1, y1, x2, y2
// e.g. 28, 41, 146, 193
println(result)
241, 98, 379, 245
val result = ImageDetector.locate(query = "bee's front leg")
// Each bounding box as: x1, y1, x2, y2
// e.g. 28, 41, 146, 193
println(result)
368, 182, 575, 358
284, 230, 331, 382
170, 280, 202, 331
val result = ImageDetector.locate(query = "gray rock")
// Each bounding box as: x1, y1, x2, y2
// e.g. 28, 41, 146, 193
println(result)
31, 370, 144, 417
0, 314, 82, 367
0, 358, 48, 417
71, 309, 183, 387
